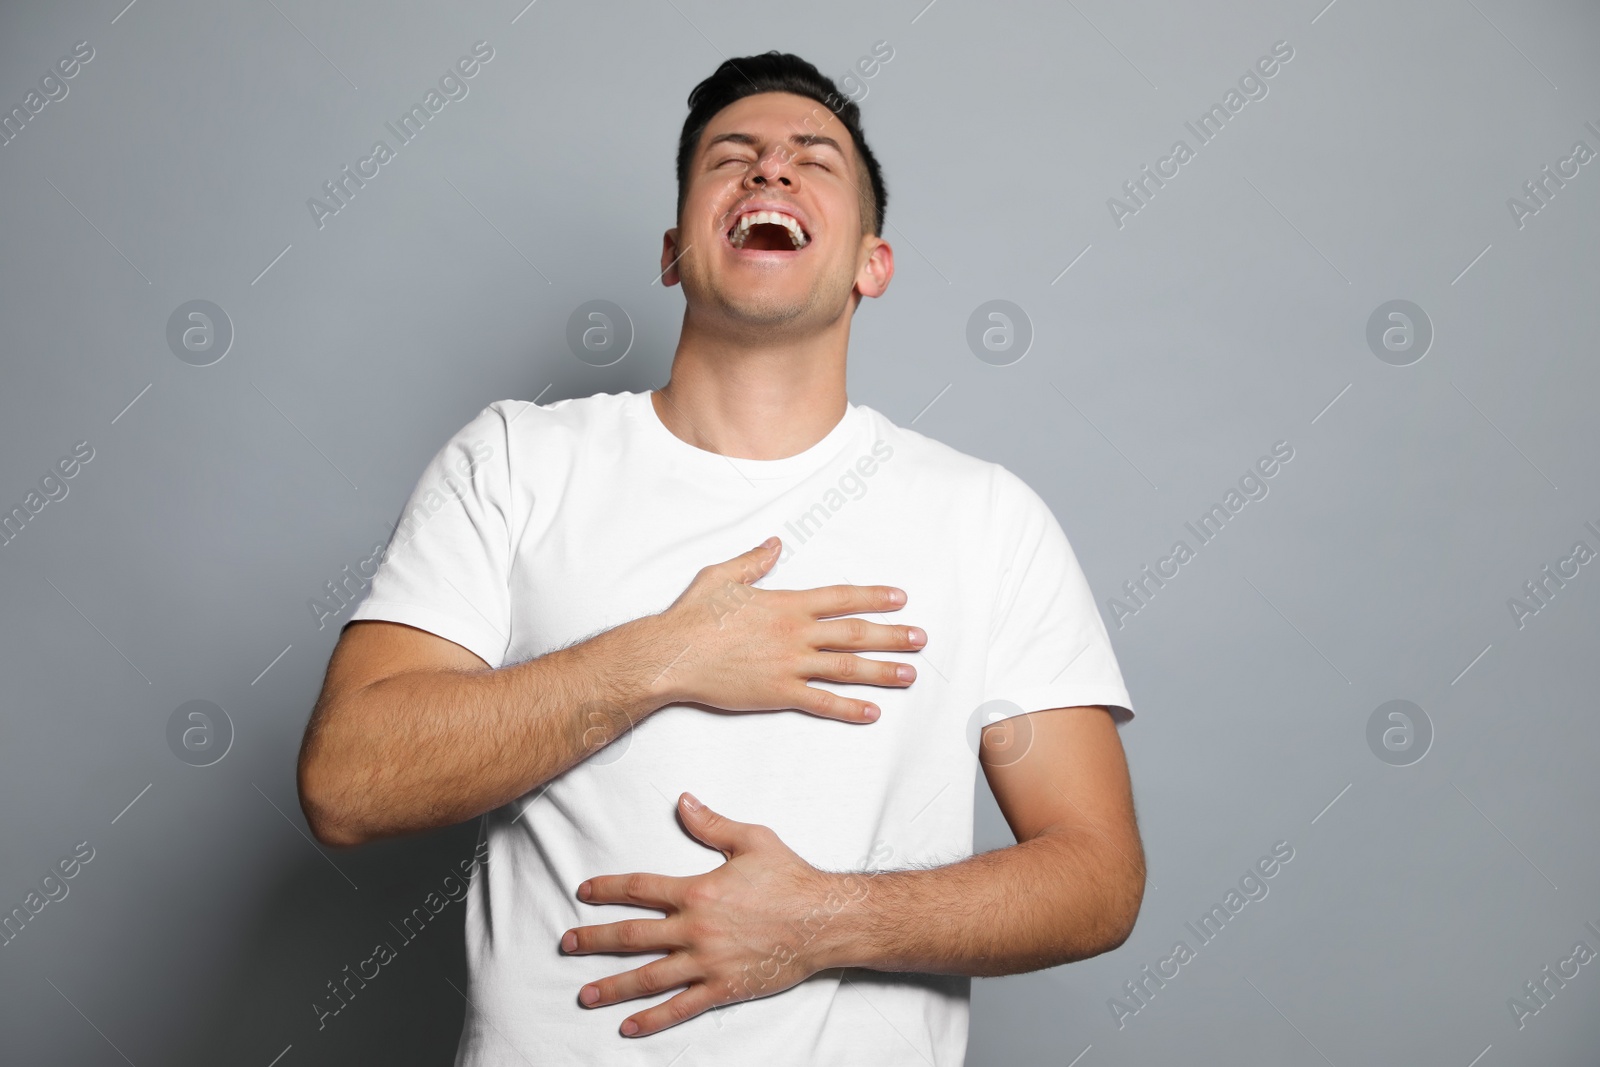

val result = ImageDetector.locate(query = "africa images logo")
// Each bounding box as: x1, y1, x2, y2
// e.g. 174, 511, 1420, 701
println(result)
1105, 441, 1294, 628
305, 41, 495, 230
1106, 40, 1295, 229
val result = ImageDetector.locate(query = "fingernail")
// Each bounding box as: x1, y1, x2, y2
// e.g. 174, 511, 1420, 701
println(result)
895, 665, 915, 682
580, 984, 600, 1005
621, 1019, 640, 1036
909, 627, 926, 645
577, 880, 591, 900
863, 704, 880, 721
682, 792, 701, 811
561, 931, 577, 952
888, 588, 906, 604
759, 536, 777, 549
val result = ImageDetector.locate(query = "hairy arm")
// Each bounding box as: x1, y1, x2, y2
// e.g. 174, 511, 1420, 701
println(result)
819, 705, 1145, 975
297, 616, 669, 848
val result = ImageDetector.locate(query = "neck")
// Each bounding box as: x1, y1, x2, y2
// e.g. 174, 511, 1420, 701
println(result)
652, 305, 851, 461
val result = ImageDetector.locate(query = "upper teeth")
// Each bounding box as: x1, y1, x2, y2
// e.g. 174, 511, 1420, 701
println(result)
731, 210, 808, 249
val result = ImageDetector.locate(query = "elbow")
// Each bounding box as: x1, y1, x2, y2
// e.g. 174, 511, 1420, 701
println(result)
308, 810, 365, 850
300, 781, 366, 849
1040, 828, 1145, 961
297, 745, 367, 849
1073, 906, 1138, 963
1096, 868, 1146, 955
1096, 913, 1137, 956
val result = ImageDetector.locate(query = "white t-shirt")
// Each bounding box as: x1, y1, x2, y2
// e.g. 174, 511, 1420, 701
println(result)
347, 389, 1135, 1066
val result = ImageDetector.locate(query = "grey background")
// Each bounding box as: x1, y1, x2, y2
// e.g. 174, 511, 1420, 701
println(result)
2, 0, 1597, 1063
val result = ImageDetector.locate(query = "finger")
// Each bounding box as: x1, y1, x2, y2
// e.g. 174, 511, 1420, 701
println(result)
621, 982, 724, 1038
578, 871, 687, 910
803, 649, 916, 689
562, 917, 680, 955
580, 951, 700, 1008
716, 536, 782, 586
812, 617, 927, 653
786, 682, 881, 723
798, 583, 906, 619
678, 793, 764, 856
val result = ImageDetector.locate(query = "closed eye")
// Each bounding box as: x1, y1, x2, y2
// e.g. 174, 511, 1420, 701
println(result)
715, 151, 828, 168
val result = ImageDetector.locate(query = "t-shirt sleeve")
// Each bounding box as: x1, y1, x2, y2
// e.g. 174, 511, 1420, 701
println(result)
344, 402, 515, 669
981, 465, 1135, 725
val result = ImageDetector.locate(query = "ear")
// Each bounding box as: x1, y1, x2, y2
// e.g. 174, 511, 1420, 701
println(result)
660, 228, 684, 287
854, 235, 894, 300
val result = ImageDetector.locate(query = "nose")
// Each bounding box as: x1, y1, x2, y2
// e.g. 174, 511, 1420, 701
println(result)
744, 145, 797, 190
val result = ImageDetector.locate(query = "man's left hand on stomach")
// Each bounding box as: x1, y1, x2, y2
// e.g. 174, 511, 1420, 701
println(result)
561, 792, 869, 1038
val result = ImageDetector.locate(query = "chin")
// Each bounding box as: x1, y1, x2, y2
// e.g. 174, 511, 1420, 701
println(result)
719, 293, 811, 328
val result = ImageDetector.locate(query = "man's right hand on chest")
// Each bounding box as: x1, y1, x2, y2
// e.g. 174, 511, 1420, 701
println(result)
641, 535, 926, 724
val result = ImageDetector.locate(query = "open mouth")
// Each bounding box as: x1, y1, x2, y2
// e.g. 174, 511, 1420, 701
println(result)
726, 209, 810, 251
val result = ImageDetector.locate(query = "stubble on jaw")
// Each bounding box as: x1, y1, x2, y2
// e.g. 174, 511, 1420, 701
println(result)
679, 244, 864, 341
701, 281, 814, 333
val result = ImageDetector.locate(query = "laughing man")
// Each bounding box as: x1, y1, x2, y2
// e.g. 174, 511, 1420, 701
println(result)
298, 50, 1144, 1066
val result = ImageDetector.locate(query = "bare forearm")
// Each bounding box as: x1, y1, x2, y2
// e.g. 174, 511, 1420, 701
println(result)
301, 614, 668, 845
820, 829, 1143, 977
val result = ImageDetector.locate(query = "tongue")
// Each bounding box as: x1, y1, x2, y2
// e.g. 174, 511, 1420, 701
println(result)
743, 223, 795, 251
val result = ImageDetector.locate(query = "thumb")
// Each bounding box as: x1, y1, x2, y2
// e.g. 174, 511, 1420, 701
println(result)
678, 793, 755, 857
723, 536, 781, 586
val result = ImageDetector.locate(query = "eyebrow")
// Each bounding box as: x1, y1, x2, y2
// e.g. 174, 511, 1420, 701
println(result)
703, 131, 847, 158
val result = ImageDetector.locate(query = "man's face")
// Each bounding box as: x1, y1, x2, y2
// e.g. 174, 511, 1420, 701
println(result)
663, 91, 892, 334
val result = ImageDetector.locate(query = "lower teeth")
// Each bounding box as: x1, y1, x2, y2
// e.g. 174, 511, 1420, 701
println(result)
729, 224, 802, 250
